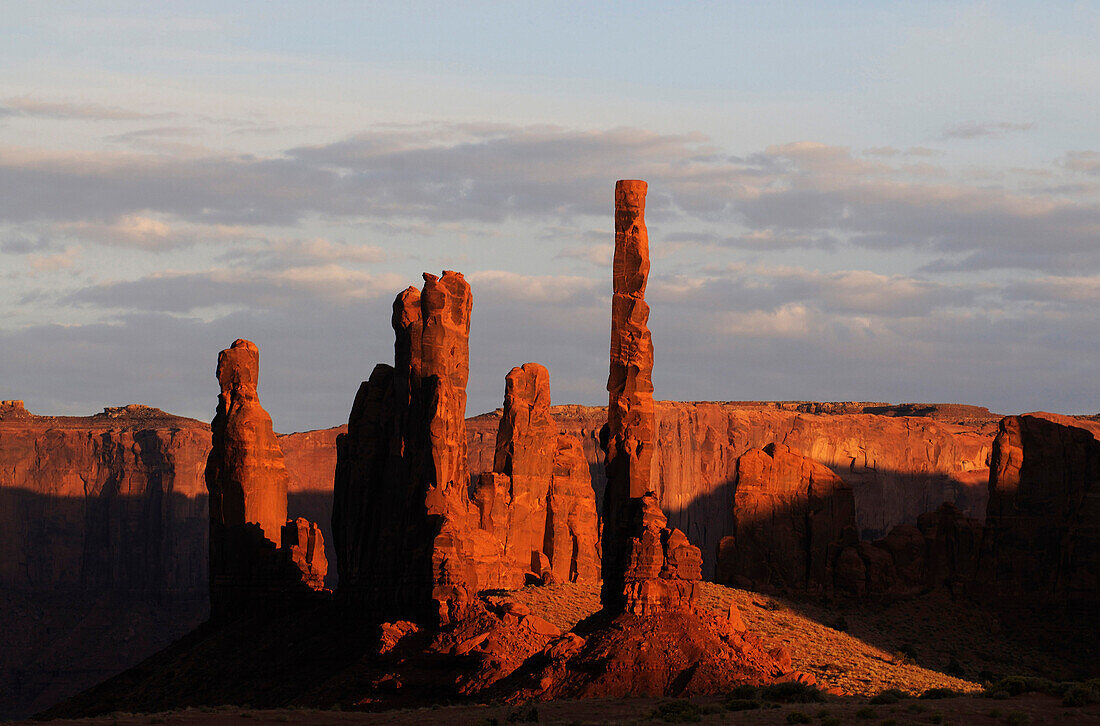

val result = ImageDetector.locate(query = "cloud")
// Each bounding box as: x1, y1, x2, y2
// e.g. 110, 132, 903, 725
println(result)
556, 243, 614, 266
940, 121, 1034, 140
466, 270, 603, 305
2, 123, 1099, 276
1063, 151, 1100, 175
1004, 275, 1100, 304
218, 238, 386, 269
0, 97, 177, 121
65, 266, 406, 313
27, 247, 80, 271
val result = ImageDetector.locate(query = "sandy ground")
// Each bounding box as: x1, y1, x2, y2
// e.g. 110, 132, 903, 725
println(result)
13, 693, 1100, 725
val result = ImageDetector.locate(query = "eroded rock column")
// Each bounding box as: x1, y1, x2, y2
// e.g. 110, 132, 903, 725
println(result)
472, 363, 600, 586
205, 339, 327, 620
333, 272, 480, 624
602, 180, 701, 613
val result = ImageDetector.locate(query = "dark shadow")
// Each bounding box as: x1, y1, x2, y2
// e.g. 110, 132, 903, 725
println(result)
0, 487, 334, 719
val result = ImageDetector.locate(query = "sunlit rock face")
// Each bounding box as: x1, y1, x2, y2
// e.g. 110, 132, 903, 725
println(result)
601, 180, 701, 615
205, 339, 327, 621
472, 363, 600, 587
716, 443, 855, 593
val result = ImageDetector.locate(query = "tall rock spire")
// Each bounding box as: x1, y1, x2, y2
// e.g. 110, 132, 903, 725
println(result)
333, 271, 480, 624
602, 180, 702, 614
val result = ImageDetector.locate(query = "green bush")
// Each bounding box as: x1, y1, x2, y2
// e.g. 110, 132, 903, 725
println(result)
919, 688, 961, 700
652, 700, 702, 723
945, 656, 965, 678
786, 712, 811, 724
821, 718, 841, 726
1006, 713, 1031, 726
760, 681, 826, 703
869, 688, 906, 705
855, 706, 877, 719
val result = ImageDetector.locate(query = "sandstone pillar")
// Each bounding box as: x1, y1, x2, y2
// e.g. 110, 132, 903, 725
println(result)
601, 180, 701, 613
333, 272, 479, 624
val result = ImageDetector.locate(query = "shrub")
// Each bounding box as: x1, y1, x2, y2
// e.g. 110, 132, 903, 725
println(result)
507, 705, 540, 722
855, 706, 877, 719
945, 656, 965, 678
1063, 683, 1100, 707
760, 681, 826, 703
786, 712, 811, 724
919, 688, 961, 700
870, 688, 906, 704
1006, 713, 1031, 726
723, 699, 760, 712
728, 684, 759, 699
652, 700, 702, 723
821, 718, 841, 726
985, 676, 1058, 697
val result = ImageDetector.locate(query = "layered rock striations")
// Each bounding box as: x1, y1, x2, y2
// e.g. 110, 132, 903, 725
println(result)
205, 339, 327, 620
0, 405, 210, 596
473, 363, 600, 586
982, 414, 1100, 610
602, 179, 701, 615
471, 401, 996, 577
333, 272, 485, 623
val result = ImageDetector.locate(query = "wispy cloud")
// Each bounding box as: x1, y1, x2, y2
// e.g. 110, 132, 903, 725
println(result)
940, 121, 1034, 140
0, 96, 178, 121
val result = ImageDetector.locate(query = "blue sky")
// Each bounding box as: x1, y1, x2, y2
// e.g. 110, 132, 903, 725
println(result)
1, 2, 1098, 429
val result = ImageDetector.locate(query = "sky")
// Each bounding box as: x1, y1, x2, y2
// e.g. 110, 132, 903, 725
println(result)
1, 1, 1098, 431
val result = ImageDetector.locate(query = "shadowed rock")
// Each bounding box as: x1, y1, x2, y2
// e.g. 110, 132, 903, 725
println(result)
982, 414, 1100, 611
716, 443, 855, 592
333, 272, 484, 624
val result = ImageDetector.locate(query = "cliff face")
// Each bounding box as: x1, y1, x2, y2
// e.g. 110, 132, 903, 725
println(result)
468, 401, 995, 576
0, 399, 999, 595
0, 405, 210, 596
0, 405, 337, 598
984, 414, 1100, 610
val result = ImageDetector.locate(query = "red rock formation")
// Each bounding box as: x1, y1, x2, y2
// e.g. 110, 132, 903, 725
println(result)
717, 443, 855, 592
545, 434, 600, 584
205, 339, 327, 619
983, 414, 1100, 611
602, 179, 701, 614
471, 363, 600, 587
833, 503, 982, 597
333, 272, 484, 624
471, 401, 995, 577
206, 339, 288, 545
491, 363, 555, 581
0, 405, 210, 595
282, 517, 328, 591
